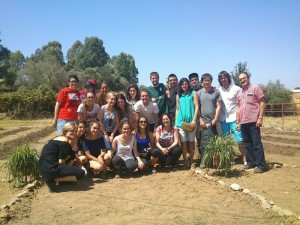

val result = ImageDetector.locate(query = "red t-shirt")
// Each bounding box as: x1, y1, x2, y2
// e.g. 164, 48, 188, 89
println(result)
57, 87, 81, 120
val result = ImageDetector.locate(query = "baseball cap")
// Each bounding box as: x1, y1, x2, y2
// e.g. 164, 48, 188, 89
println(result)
85, 79, 96, 87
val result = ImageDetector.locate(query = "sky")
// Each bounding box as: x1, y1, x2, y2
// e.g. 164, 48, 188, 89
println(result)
1, 0, 300, 90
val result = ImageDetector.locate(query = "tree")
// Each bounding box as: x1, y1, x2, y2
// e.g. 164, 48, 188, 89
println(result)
111, 52, 139, 84
230, 62, 251, 86
260, 80, 292, 103
260, 80, 293, 116
67, 37, 110, 71
0, 45, 10, 80
6, 51, 25, 87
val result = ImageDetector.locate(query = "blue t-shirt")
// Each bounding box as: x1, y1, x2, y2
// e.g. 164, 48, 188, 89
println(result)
82, 137, 110, 158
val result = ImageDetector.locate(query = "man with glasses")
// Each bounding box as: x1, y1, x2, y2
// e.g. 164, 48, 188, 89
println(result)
236, 72, 266, 173
53, 74, 81, 135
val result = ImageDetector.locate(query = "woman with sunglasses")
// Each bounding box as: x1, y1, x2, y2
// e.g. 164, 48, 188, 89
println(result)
135, 116, 157, 170
155, 113, 182, 168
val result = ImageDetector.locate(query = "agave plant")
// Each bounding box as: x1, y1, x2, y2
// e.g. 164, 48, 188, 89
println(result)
202, 136, 234, 176
1, 144, 40, 187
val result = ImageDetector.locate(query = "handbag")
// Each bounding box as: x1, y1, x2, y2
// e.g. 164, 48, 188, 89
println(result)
182, 121, 194, 132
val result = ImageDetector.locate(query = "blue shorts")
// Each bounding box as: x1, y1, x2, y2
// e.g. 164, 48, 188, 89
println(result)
221, 121, 242, 143
57, 119, 76, 135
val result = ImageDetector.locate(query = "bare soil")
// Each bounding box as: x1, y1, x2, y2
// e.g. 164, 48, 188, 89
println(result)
0, 119, 299, 225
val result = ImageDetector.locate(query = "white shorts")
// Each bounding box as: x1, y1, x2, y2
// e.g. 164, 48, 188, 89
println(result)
177, 127, 197, 142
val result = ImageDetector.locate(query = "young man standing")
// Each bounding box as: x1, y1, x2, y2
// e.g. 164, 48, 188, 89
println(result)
147, 72, 169, 118
166, 74, 179, 124
197, 73, 222, 163
218, 71, 246, 165
134, 89, 159, 132
236, 72, 266, 173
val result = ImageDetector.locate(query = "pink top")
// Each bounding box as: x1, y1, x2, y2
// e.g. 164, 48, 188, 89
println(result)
237, 84, 264, 124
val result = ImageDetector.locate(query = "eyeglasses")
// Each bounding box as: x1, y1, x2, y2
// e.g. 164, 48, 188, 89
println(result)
139, 121, 147, 124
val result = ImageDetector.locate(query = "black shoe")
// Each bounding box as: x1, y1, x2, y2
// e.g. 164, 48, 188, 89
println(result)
45, 181, 59, 193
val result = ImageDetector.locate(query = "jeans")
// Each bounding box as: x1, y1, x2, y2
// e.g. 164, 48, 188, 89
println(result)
240, 122, 266, 170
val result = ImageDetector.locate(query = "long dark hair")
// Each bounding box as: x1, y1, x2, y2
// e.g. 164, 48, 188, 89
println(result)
126, 84, 140, 101
179, 78, 192, 95
136, 115, 150, 135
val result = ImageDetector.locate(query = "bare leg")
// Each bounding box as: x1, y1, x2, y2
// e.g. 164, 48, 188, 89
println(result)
55, 176, 77, 182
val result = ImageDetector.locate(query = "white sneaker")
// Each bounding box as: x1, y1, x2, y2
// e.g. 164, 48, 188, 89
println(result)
243, 160, 247, 166
152, 168, 157, 174
81, 166, 87, 176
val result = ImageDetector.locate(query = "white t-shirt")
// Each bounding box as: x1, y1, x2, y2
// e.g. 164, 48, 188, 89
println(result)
219, 84, 241, 123
134, 100, 159, 124
77, 103, 100, 122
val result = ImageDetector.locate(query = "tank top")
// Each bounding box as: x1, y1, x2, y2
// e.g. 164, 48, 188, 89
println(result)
136, 134, 150, 152
102, 105, 116, 132
116, 135, 135, 161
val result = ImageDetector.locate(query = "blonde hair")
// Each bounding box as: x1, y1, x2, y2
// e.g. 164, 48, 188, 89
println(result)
62, 122, 76, 136
106, 92, 117, 101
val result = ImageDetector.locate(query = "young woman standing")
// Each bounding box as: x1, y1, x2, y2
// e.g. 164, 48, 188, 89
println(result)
175, 78, 199, 168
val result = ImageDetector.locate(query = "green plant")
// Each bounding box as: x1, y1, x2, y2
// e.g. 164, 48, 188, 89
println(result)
1, 144, 40, 187
203, 136, 235, 176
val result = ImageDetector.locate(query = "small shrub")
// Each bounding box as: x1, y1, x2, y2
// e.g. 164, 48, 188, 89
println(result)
203, 136, 235, 176
1, 144, 40, 187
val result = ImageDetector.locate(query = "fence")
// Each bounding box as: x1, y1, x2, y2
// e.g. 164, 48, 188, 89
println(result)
265, 103, 300, 126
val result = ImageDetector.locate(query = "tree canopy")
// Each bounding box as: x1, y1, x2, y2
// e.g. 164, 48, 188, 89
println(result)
230, 62, 251, 87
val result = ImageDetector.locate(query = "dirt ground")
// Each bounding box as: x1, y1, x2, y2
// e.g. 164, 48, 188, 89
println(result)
0, 119, 299, 225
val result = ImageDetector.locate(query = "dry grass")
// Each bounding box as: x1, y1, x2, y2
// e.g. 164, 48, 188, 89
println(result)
0, 118, 52, 128
264, 115, 300, 129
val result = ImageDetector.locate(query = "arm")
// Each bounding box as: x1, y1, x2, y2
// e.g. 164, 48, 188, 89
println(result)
111, 137, 117, 157
85, 150, 100, 162
166, 129, 179, 152
154, 113, 159, 130
148, 131, 155, 149
175, 94, 179, 125
132, 137, 144, 169
98, 107, 109, 140
52, 101, 61, 128
191, 92, 199, 129
236, 104, 241, 131
212, 101, 221, 126
256, 97, 265, 127
155, 130, 167, 154
110, 113, 119, 142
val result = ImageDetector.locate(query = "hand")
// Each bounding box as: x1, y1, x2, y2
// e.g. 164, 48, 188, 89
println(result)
191, 121, 196, 129
163, 148, 169, 155
236, 123, 240, 131
211, 119, 217, 126
138, 160, 145, 170
256, 118, 263, 128
199, 119, 206, 128
52, 120, 57, 128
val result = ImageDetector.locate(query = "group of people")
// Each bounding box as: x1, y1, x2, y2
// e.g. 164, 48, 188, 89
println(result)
39, 71, 267, 191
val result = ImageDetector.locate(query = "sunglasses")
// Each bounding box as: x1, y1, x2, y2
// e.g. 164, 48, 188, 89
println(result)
139, 120, 147, 124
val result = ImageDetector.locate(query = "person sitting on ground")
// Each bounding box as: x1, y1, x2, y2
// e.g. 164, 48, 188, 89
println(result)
72, 119, 88, 170
82, 121, 111, 175
39, 122, 85, 192
111, 120, 144, 178
135, 116, 157, 171
155, 113, 182, 169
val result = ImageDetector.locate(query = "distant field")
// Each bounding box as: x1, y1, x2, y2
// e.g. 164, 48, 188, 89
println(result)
264, 115, 300, 129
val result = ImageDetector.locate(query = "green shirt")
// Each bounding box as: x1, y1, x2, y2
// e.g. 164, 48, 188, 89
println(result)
148, 83, 169, 117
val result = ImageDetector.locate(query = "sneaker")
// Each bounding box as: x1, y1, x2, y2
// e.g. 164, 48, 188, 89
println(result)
114, 174, 121, 179
243, 160, 247, 166
152, 168, 157, 174
81, 166, 87, 176
243, 164, 254, 170
254, 167, 263, 173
